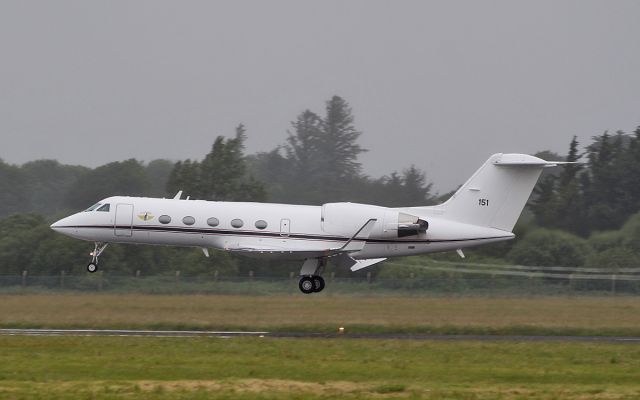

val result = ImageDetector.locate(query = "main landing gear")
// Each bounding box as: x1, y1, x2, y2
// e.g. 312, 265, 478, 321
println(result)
298, 258, 327, 294
87, 242, 108, 273
299, 275, 325, 294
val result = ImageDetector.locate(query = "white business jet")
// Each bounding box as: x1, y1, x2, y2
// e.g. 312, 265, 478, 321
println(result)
51, 153, 562, 294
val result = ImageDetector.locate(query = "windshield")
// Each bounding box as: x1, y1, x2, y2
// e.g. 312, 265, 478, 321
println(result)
84, 203, 102, 212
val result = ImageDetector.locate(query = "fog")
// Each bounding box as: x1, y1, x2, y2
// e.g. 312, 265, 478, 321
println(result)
1, 0, 639, 191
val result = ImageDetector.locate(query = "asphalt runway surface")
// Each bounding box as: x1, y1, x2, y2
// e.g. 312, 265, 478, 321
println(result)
1, 328, 640, 343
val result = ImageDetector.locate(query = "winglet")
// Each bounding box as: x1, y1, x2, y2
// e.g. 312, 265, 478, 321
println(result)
173, 190, 183, 200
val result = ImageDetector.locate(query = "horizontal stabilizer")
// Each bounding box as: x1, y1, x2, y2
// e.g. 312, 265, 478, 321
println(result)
350, 258, 387, 272
332, 253, 386, 271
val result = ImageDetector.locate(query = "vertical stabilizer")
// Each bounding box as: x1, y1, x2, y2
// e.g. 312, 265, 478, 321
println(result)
438, 153, 551, 232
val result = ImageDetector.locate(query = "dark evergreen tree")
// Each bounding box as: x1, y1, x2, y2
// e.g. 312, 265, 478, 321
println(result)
321, 96, 367, 181
145, 159, 175, 197
582, 131, 626, 231
65, 159, 151, 210
166, 125, 266, 202
0, 159, 29, 217
553, 136, 587, 234
283, 96, 368, 203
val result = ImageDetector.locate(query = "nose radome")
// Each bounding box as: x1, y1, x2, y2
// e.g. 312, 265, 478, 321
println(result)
50, 215, 72, 232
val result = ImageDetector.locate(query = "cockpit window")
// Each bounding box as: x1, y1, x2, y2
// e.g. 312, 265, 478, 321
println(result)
84, 203, 102, 212
96, 204, 110, 212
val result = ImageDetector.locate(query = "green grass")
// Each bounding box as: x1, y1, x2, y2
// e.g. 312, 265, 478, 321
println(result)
2, 294, 640, 337
0, 336, 639, 399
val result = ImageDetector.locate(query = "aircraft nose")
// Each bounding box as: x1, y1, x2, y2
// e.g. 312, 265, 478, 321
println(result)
50, 219, 63, 232
50, 215, 75, 234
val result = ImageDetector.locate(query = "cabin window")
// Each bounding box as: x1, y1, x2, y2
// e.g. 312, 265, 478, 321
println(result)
84, 203, 102, 212
231, 219, 243, 228
182, 216, 196, 226
255, 220, 268, 229
159, 215, 171, 224
96, 204, 110, 212
207, 217, 219, 227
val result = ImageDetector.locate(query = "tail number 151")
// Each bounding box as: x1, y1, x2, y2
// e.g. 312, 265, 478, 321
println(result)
478, 199, 489, 207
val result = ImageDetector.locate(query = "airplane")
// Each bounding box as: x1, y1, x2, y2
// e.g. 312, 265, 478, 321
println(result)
50, 153, 565, 294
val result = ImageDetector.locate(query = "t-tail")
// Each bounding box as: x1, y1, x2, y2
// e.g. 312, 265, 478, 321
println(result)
434, 153, 567, 232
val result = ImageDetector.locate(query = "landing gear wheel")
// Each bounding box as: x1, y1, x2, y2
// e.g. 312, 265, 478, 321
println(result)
312, 276, 325, 292
87, 262, 98, 273
299, 276, 315, 294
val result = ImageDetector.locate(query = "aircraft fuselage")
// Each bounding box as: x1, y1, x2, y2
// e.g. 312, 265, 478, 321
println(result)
51, 197, 513, 260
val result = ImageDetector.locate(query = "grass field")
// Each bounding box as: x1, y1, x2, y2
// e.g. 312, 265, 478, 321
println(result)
1, 294, 640, 336
1, 336, 639, 399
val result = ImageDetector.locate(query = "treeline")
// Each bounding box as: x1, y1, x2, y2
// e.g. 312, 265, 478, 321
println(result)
0, 96, 436, 276
1, 95, 640, 276
466, 129, 640, 270
167, 96, 437, 207
0, 96, 436, 219
0, 158, 175, 218
531, 130, 640, 236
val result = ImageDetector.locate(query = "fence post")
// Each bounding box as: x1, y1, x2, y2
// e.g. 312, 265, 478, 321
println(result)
249, 270, 254, 281
214, 270, 219, 281
289, 271, 294, 280
367, 271, 372, 284
175, 270, 181, 284
611, 274, 617, 296
60, 270, 65, 289
98, 270, 103, 291
21, 270, 27, 288
568, 274, 574, 297
135, 270, 141, 278
330, 271, 335, 282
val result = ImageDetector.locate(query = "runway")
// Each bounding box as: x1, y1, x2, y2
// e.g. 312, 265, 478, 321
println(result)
1, 328, 640, 342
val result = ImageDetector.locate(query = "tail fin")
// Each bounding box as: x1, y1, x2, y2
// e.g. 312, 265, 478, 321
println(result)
438, 153, 560, 232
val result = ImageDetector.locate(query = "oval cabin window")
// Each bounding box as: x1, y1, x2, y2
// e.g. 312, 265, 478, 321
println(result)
231, 219, 244, 228
207, 217, 219, 227
182, 216, 195, 226
255, 220, 268, 229
159, 215, 171, 224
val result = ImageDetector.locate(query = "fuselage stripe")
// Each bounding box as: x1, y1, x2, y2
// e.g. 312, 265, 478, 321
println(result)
55, 224, 511, 244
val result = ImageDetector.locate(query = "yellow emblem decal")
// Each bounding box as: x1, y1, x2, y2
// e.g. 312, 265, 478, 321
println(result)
137, 212, 155, 222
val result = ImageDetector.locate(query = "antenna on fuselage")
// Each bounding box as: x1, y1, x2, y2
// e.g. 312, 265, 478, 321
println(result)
173, 190, 183, 200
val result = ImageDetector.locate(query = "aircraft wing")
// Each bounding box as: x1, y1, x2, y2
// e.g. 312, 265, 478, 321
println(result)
225, 219, 378, 257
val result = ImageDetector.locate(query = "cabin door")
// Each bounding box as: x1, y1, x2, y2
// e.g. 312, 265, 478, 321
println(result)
280, 219, 291, 237
114, 203, 134, 237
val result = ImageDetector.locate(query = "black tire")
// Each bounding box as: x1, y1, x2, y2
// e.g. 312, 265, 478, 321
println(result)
312, 276, 325, 292
87, 263, 98, 273
299, 276, 315, 294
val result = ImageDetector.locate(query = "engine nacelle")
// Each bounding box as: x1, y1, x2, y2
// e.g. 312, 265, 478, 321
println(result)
321, 202, 387, 237
397, 212, 429, 237
321, 203, 428, 239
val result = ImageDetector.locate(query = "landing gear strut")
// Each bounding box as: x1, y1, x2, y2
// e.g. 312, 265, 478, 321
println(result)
299, 275, 325, 294
87, 242, 108, 273
298, 258, 327, 294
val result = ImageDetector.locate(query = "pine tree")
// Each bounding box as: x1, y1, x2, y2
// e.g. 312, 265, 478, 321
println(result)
166, 125, 266, 202
554, 136, 587, 234
321, 96, 367, 182
283, 95, 368, 203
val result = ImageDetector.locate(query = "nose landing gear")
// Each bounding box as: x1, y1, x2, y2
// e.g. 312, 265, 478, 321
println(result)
87, 242, 108, 273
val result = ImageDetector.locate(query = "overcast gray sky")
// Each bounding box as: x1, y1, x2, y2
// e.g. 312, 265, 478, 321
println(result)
1, 0, 639, 192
